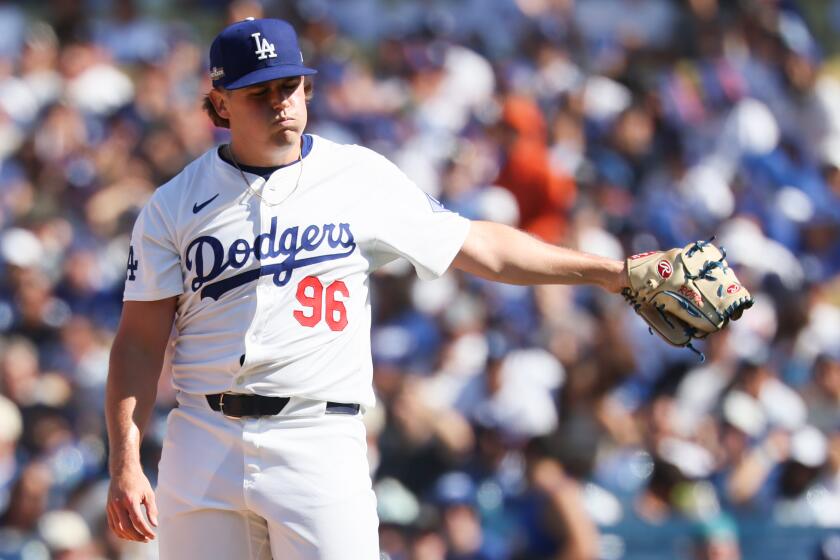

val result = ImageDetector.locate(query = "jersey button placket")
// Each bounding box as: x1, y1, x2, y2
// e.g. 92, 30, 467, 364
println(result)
250, 208, 274, 344
238, 201, 260, 371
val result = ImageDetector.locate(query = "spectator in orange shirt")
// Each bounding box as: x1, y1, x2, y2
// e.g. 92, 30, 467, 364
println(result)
495, 95, 577, 243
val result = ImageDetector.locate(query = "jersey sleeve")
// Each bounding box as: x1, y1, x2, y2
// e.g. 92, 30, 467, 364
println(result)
371, 159, 471, 280
122, 194, 184, 301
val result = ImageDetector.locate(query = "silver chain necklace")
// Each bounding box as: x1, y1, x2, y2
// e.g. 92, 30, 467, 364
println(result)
227, 143, 304, 207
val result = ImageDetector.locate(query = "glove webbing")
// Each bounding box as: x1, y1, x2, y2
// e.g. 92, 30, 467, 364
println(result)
654, 303, 706, 362
624, 288, 707, 362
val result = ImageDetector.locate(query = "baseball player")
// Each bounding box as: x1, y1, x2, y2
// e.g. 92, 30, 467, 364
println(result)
104, 17, 630, 559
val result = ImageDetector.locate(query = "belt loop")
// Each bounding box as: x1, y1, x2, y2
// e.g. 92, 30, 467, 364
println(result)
325, 402, 361, 415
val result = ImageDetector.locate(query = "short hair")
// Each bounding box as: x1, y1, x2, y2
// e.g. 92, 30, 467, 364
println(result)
202, 76, 314, 129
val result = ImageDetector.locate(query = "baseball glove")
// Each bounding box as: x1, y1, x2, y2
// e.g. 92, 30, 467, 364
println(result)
622, 238, 754, 359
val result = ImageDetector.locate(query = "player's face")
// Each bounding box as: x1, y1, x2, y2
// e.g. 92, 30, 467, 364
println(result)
223, 76, 308, 150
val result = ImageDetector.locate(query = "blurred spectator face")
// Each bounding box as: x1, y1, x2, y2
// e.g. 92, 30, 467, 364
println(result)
227, 0, 264, 24
141, 127, 187, 181
410, 530, 447, 560
113, 0, 137, 23
551, 109, 584, 150
59, 315, 100, 363
704, 328, 734, 364
3, 463, 52, 530
58, 42, 100, 81
738, 363, 772, 398
800, 216, 839, 257
783, 52, 817, 95
13, 268, 70, 341
814, 357, 840, 400
440, 140, 497, 200
62, 250, 99, 295
649, 395, 678, 442
28, 406, 76, 458
0, 394, 22, 477
689, 0, 719, 19
828, 432, 840, 473
720, 422, 750, 464
475, 425, 508, 470
172, 104, 216, 157
695, 536, 741, 560
434, 472, 482, 554
442, 504, 482, 555
823, 165, 840, 198
33, 104, 87, 163
612, 106, 654, 158
134, 66, 171, 122
406, 45, 446, 100
379, 524, 409, 559
389, 379, 431, 444
0, 338, 40, 405
20, 23, 59, 75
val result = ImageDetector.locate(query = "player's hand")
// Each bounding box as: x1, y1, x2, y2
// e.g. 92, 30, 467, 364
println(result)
106, 467, 158, 542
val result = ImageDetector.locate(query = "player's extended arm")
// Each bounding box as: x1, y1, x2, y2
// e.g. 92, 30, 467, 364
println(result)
105, 297, 177, 543
452, 220, 627, 292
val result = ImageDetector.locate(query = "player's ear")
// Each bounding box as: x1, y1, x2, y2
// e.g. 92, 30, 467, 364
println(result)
208, 88, 231, 119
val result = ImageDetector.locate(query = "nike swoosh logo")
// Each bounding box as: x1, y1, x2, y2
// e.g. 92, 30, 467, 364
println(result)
192, 193, 219, 214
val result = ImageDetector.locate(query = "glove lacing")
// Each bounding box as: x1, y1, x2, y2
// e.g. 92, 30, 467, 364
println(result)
621, 288, 642, 311
686, 236, 716, 257
685, 247, 728, 282
623, 289, 707, 362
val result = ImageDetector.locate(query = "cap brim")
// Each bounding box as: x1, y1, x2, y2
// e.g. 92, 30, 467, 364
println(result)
222, 65, 317, 90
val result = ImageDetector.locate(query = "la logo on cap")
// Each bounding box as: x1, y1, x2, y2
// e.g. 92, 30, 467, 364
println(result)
209, 18, 317, 89
252, 32, 277, 60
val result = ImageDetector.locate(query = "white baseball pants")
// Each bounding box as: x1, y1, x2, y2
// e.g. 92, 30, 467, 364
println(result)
155, 393, 380, 559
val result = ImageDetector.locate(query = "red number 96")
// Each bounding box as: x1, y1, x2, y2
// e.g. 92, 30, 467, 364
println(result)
293, 276, 349, 331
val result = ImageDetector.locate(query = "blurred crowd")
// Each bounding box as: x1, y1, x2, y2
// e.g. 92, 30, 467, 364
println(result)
1, 0, 840, 559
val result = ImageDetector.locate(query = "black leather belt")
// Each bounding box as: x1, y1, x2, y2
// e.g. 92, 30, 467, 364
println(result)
206, 393, 360, 418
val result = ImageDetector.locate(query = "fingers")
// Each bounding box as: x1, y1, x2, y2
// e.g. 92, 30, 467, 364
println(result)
108, 499, 134, 540
107, 493, 157, 542
112, 499, 149, 542
145, 494, 159, 527
128, 498, 157, 540
106, 506, 119, 537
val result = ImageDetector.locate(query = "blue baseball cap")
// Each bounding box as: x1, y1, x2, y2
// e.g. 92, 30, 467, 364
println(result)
432, 472, 477, 507
209, 18, 317, 90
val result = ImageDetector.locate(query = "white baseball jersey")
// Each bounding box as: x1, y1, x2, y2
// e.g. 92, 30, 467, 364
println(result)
124, 134, 470, 407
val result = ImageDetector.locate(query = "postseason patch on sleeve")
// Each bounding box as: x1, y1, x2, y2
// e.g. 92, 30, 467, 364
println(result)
425, 192, 449, 213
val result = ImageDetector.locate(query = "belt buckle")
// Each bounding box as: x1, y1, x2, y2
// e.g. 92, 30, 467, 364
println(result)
218, 393, 240, 420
